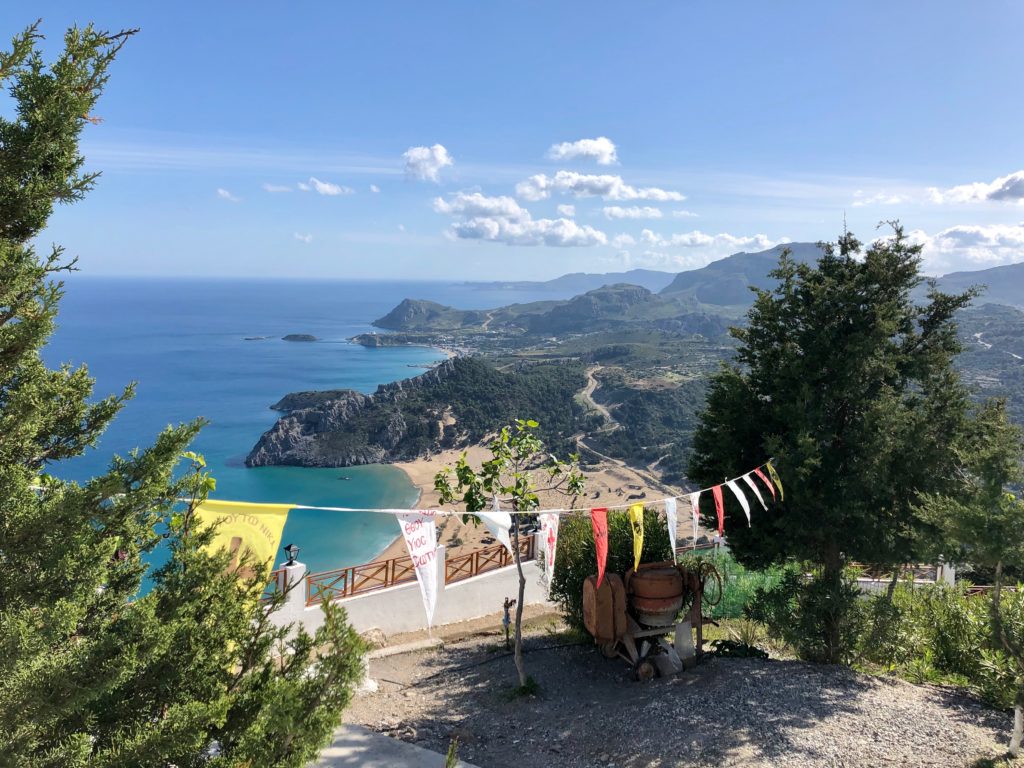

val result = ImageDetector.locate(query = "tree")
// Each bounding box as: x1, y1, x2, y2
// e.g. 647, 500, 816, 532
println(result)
434, 419, 584, 689
916, 400, 1024, 755
0, 22, 364, 766
688, 226, 976, 663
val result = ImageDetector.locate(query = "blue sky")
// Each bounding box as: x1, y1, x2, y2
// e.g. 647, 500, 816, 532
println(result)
5, 1, 1024, 280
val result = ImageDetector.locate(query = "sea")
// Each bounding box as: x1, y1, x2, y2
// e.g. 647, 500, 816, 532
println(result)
45, 277, 553, 576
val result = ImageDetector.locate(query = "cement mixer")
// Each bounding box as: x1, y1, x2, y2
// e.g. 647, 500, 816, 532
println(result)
583, 560, 714, 680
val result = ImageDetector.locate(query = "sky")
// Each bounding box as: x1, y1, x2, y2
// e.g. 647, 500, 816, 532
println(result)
4, 1, 1024, 280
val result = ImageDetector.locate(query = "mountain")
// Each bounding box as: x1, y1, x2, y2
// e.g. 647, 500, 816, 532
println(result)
372, 299, 490, 331
660, 242, 825, 305
937, 262, 1024, 309
471, 268, 677, 295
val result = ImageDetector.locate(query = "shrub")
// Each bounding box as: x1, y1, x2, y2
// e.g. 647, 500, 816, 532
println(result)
747, 565, 866, 664
679, 550, 783, 620
548, 507, 672, 632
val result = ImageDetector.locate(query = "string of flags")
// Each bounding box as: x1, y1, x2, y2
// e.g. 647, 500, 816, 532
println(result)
187, 460, 783, 628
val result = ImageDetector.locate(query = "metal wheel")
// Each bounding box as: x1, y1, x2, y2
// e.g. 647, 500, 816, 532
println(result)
633, 659, 656, 682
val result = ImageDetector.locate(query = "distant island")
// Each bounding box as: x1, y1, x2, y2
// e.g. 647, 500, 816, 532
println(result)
282, 334, 318, 342
248, 244, 1024, 488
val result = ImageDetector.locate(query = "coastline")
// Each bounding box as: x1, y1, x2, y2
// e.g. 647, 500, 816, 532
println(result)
370, 443, 688, 564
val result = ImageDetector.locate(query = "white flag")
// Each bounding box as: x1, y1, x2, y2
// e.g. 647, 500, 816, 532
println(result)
726, 479, 752, 526
395, 511, 439, 628
477, 496, 513, 554
664, 498, 678, 555
689, 491, 701, 541
538, 512, 560, 591
741, 472, 768, 510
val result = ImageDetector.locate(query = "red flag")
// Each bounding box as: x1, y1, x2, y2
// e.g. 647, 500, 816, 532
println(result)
752, 467, 776, 500
711, 485, 725, 536
591, 508, 609, 588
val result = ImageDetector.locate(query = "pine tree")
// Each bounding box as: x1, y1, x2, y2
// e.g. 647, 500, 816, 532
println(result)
0, 22, 364, 766
688, 227, 977, 663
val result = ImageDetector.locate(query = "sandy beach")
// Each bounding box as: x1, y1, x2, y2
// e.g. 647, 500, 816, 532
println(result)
369, 443, 693, 564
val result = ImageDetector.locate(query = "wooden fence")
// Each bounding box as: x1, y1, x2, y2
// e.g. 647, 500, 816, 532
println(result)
445, 537, 535, 584
305, 536, 538, 606
262, 568, 285, 603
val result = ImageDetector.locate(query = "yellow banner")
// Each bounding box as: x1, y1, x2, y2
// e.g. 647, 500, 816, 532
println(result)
193, 500, 291, 573
766, 461, 785, 501
628, 503, 644, 571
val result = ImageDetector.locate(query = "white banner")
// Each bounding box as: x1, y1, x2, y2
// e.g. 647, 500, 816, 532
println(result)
689, 491, 701, 541
741, 472, 768, 510
395, 511, 438, 628
538, 512, 560, 591
664, 498, 678, 554
726, 479, 752, 525
477, 497, 513, 554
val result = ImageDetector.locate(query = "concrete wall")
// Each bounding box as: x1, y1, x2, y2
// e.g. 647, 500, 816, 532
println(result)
272, 538, 554, 637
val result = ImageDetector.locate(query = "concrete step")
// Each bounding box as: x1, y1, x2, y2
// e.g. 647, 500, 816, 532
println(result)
310, 724, 479, 768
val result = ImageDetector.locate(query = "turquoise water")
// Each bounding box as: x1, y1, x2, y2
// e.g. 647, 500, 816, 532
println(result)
44, 277, 548, 574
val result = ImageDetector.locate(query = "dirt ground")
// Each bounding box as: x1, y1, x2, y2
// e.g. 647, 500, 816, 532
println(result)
346, 612, 1010, 768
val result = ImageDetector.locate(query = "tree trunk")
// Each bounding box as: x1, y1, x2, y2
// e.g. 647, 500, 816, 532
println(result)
510, 521, 528, 688
1011, 704, 1022, 757
822, 548, 844, 664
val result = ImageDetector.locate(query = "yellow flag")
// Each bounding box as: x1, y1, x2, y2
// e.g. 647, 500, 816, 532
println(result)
766, 461, 784, 501
628, 503, 644, 571
193, 500, 291, 574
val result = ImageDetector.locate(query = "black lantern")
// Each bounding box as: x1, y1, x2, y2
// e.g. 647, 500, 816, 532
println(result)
283, 543, 301, 566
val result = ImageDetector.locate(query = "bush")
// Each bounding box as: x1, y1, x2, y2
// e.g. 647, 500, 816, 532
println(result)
747, 565, 865, 664
548, 507, 672, 632
679, 550, 783, 620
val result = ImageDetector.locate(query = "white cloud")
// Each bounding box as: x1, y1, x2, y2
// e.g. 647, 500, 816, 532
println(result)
397, 224, 406, 232
851, 190, 910, 207
435, 190, 606, 247
516, 171, 685, 202
403, 144, 453, 182
370, 184, 381, 193
640, 228, 784, 252
893, 223, 1024, 273
603, 205, 663, 220
293, 232, 313, 243
557, 204, 576, 217
611, 233, 636, 248
216, 187, 239, 202
546, 136, 618, 165
672, 210, 699, 218
303, 176, 353, 196
927, 170, 1024, 205
262, 183, 292, 193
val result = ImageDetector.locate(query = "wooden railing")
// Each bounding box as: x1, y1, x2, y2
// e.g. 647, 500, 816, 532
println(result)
445, 537, 534, 585
306, 554, 418, 606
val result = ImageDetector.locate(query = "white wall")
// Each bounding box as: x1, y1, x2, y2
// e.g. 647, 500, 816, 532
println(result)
272, 539, 554, 637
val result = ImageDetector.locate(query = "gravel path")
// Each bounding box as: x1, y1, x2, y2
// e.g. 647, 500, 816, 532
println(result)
346, 628, 1009, 767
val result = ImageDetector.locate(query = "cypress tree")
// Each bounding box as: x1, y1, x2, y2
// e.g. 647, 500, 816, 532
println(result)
0, 22, 364, 766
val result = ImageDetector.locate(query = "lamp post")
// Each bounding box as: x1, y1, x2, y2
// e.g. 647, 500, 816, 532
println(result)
283, 543, 300, 567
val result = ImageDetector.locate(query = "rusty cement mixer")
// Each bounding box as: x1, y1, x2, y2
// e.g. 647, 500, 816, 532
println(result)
583, 560, 709, 680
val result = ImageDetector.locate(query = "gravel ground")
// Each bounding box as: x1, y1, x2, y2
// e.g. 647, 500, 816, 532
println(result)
345, 622, 1010, 768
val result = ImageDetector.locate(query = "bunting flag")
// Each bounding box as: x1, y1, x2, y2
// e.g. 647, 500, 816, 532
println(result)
689, 491, 701, 541
664, 498, 678, 555
742, 472, 768, 510
192, 500, 291, 576
591, 508, 609, 588
628, 503, 644, 571
477, 497, 513, 554
726, 479, 752, 526
753, 466, 776, 500
766, 461, 785, 501
711, 485, 725, 536
538, 512, 560, 591
395, 511, 439, 627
